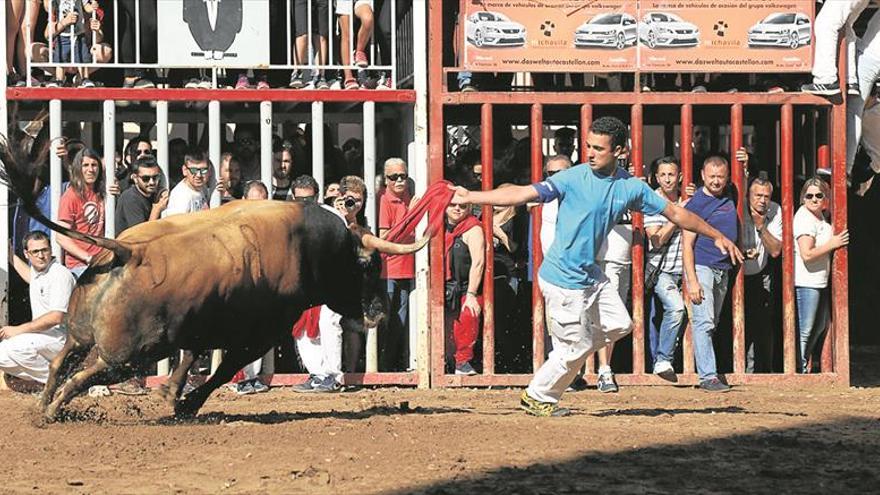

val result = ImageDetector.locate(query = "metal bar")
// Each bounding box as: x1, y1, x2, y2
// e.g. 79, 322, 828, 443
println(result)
780, 103, 796, 374
6, 87, 416, 103
103, 101, 116, 238
630, 103, 646, 375
311, 101, 325, 191
307, 0, 313, 67
480, 103, 495, 375
208, 101, 221, 179
0, 0, 8, 324
580, 104, 592, 163
428, 371, 847, 388
730, 103, 745, 375
260, 101, 273, 186
156, 101, 169, 179
364, 101, 378, 373
391, 0, 398, 88
442, 92, 832, 106
286, 0, 292, 65
24, 0, 32, 87
830, 38, 850, 382
49, 99, 62, 257
147, 371, 422, 389
114, 0, 119, 64
530, 103, 545, 373
412, 0, 429, 388
680, 103, 695, 375
135, 0, 141, 64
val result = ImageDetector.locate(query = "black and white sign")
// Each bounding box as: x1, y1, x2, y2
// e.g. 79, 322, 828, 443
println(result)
158, 0, 269, 67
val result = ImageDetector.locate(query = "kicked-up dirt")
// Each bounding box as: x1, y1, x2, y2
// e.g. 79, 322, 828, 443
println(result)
1, 378, 879, 494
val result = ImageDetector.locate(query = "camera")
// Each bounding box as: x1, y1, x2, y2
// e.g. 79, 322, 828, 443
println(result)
343, 196, 358, 209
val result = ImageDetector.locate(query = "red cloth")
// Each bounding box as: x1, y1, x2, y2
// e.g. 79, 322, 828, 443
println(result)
453, 294, 483, 365
379, 191, 415, 279
383, 181, 454, 244
58, 187, 105, 269
291, 306, 322, 339
444, 215, 481, 280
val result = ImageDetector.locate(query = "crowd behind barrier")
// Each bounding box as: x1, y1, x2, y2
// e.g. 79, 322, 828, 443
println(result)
2, 0, 878, 397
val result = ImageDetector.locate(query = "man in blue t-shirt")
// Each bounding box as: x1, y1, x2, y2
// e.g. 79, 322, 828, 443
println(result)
682, 155, 739, 393
451, 117, 742, 417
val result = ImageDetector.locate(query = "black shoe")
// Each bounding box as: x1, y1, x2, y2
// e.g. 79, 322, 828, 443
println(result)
566, 376, 589, 392
699, 377, 731, 393
847, 82, 860, 96
801, 81, 840, 96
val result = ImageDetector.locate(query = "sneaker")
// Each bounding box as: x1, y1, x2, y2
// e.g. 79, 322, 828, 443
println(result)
596, 372, 619, 393
235, 73, 251, 89
460, 82, 477, 93
766, 85, 785, 94
343, 78, 359, 90
354, 50, 369, 68
653, 360, 678, 383
454, 361, 477, 375
699, 377, 731, 393
291, 375, 321, 393
197, 77, 212, 90
311, 375, 341, 393
801, 81, 840, 96
235, 380, 256, 395
847, 82, 860, 96
519, 391, 571, 417
316, 77, 330, 90
108, 378, 149, 395
289, 70, 305, 89
566, 375, 589, 392
692, 85, 707, 93
79, 78, 95, 88
133, 77, 156, 89
358, 69, 377, 89
43, 79, 62, 88
256, 78, 270, 90
376, 74, 393, 90
184, 77, 200, 89
251, 379, 269, 393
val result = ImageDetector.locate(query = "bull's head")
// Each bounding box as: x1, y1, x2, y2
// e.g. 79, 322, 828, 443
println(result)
350, 226, 429, 329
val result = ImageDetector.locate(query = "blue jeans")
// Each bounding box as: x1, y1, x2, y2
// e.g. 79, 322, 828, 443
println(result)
385, 278, 413, 368
796, 286, 829, 373
654, 272, 687, 366
690, 265, 729, 381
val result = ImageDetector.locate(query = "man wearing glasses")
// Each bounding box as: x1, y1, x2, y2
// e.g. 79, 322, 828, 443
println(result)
378, 158, 415, 370
164, 149, 213, 217
115, 155, 169, 234
292, 175, 320, 203
0, 231, 76, 391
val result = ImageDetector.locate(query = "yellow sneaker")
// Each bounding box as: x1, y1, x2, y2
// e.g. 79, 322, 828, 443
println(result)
519, 391, 571, 417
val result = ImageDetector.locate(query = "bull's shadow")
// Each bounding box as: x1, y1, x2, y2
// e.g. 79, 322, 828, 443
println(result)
153, 404, 473, 426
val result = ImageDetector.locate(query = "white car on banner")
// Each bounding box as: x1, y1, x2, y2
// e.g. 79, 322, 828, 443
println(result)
466, 11, 527, 48
748, 12, 812, 49
639, 12, 700, 49
574, 13, 638, 50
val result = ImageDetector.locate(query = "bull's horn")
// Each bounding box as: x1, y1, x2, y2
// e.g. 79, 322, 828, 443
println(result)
362, 233, 430, 255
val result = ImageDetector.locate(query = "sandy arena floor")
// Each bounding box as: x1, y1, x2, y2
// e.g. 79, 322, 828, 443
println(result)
1, 376, 879, 494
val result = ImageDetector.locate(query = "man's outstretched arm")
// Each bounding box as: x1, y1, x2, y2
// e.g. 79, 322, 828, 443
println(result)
662, 202, 744, 265
450, 185, 540, 207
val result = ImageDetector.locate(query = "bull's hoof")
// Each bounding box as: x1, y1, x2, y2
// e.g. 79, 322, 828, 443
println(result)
155, 383, 179, 406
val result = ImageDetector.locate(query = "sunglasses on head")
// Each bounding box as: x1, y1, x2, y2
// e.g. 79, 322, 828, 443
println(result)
805, 192, 825, 200
386, 173, 407, 182
187, 166, 210, 177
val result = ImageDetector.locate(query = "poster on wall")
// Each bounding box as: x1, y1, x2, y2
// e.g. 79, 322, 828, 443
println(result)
461, 0, 814, 73
462, 1, 638, 73
638, 0, 814, 72
158, 0, 270, 68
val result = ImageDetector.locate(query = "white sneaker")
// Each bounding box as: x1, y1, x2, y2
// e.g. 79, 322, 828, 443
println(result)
653, 360, 677, 383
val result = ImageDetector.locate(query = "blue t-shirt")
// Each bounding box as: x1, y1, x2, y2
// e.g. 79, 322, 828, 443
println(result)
684, 187, 738, 270
533, 166, 668, 289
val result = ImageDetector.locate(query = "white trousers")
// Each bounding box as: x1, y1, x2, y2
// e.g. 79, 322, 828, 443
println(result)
294, 306, 343, 382
813, 0, 869, 84
0, 329, 66, 384
846, 11, 880, 172
527, 277, 633, 404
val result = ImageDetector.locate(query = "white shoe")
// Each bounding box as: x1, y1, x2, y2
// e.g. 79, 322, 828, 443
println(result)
653, 360, 677, 383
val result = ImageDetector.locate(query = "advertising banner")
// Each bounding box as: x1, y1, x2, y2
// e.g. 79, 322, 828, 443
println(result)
638, 0, 814, 72
462, 1, 638, 73
461, 0, 814, 73
158, 0, 270, 68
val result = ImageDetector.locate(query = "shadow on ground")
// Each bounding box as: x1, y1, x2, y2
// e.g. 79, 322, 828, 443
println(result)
851, 345, 880, 388
387, 417, 880, 494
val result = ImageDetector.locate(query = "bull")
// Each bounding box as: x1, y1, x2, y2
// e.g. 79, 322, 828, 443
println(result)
0, 136, 427, 420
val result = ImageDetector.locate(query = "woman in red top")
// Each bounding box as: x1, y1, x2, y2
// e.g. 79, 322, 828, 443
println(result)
57, 147, 107, 277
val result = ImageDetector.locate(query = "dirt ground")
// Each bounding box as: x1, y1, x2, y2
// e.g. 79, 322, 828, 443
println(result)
1, 367, 879, 494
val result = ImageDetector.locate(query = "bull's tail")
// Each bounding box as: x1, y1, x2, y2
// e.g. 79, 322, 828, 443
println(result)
0, 132, 134, 264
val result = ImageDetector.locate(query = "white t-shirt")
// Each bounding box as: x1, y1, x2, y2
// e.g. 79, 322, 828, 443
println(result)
163, 181, 212, 217
793, 206, 833, 288
743, 201, 783, 276
597, 218, 633, 265
644, 190, 682, 275
30, 260, 75, 332
539, 199, 559, 257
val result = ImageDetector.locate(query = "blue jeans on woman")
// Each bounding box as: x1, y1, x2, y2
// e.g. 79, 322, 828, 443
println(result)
796, 286, 829, 373
690, 265, 730, 382
653, 271, 687, 367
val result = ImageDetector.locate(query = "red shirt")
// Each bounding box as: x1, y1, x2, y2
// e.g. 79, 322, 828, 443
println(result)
379, 191, 415, 279
58, 187, 105, 270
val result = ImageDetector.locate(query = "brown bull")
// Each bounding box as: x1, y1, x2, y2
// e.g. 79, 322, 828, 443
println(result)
0, 137, 426, 420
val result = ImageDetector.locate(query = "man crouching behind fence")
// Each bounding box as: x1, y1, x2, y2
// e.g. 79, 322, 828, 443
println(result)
450, 117, 742, 417
0, 231, 75, 392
